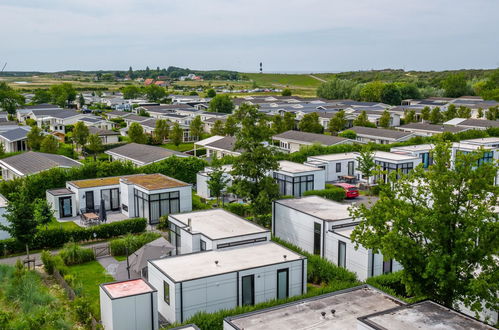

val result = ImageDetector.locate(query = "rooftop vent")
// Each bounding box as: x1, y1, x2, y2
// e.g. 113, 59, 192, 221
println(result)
331, 309, 336, 316
215, 260, 219, 266
283, 254, 287, 260
321, 311, 326, 318
187, 218, 192, 231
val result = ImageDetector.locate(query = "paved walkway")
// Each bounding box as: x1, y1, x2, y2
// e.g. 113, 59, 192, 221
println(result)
0, 242, 109, 266
309, 74, 327, 82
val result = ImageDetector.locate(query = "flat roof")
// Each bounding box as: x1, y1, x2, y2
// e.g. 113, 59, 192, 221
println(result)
225, 285, 404, 330
374, 151, 419, 162
275, 196, 352, 221
170, 209, 268, 240
308, 152, 358, 162
278, 160, 322, 174
333, 226, 354, 239
462, 137, 499, 144
69, 176, 121, 188
121, 173, 190, 190
453, 142, 493, 151
194, 135, 225, 147
47, 188, 75, 196
390, 144, 434, 152
150, 242, 304, 282
101, 279, 155, 299
359, 300, 494, 330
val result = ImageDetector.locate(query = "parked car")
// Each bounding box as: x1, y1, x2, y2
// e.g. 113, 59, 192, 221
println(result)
333, 183, 359, 199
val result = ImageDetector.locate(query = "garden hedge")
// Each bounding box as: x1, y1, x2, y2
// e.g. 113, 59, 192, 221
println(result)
303, 186, 345, 201
0, 218, 147, 254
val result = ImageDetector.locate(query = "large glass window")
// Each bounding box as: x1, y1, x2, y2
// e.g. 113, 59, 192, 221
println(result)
163, 281, 170, 304
168, 222, 181, 255
241, 275, 255, 306
375, 161, 414, 182
277, 269, 289, 300
313, 223, 321, 255
273, 173, 314, 197
338, 241, 346, 268
335, 163, 341, 173
420, 152, 433, 169
134, 189, 180, 224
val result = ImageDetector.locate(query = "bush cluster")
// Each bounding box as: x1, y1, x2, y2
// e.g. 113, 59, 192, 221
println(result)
365, 271, 423, 303
0, 218, 147, 254
109, 232, 162, 256
223, 203, 251, 217
303, 186, 345, 201
59, 242, 95, 266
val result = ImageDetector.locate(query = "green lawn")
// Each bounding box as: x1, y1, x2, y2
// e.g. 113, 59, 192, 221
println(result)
44, 217, 79, 230
66, 261, 114, 318
243, 73, 322, 88
161, 142, 194, 152
114, 255, 127, 262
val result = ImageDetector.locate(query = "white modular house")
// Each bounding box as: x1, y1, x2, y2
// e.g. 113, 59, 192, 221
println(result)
272, 130, 353, 153
223, 285, 405, 330
273, 196, 401, 281
195, 164, 233, 199
50, 173, 192, 224
100, 279, 158, 330
147, 242, 307, 324
105, 143, 187, 166
166, 209, 271, 255
0, 194, 9, 240
305, 152, 359, 182
347, 126, 414, 145
272, 161, 325, 197
372, 151, 421, 183
0, 127, 30, 153
390, 144, 435, 169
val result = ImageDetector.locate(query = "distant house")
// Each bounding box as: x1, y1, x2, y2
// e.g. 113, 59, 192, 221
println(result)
16, 104, 61, 122
272, 130, 353, 153
144, 78, 155, 86
0, 126, 31, 152
443, 118, 499, 130
0, 151, 82, 180
29, 110, 86, 133
105, 110, 132, 120
347, 126, 414, 144
201, 135, 241, 158
397, 123, 470, 136
88, 127, 120, 144
105, 143, 187, 166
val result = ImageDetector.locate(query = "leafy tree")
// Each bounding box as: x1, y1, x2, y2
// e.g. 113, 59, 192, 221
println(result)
145, 84, 166, 102
26, 126, 44, 151
429, 107, 443, 124
33, 198, 54, 229
442, 73, 469, 98
138, 108, 150, 117
486, 106, 498, 120
338, 129, 357, 139
380, 83, 402, 105
128, 122, 147, 144
457, 106, 471, 118
282, 112, 296, 131
73, 121, 90, 151
356, 146, 375, 184
40, 135, 59, 153
206, 88, 216, 98
353, 111, 372, 127
0, 142, 4, 156
404, 109, 416, 124
32, 89, 52, 104
421, 106, 431, 121
360, 81, 385, 102
445, 104, 457, 121
49, 83, 76, 107
0, 82, 24, 114
189, 115, 203, 141
86, 134, 104, 160
207, 157, 229, 206
224, 115, 238, 136
209, 95, 234, 114
328, 110, 347, 134
153, 119, 169, 143
78, 93, 85, 107
299, 112, 323, 133
351, 141, 499, 312
398, 83, 421, 100
281, 88, 292, 96
379, 110, 391, 128
122, 85, 142, 99
170, 122, 183, 146
1, 189, 38, 257
477, 108, 484, 118
211, 119, 225, 135
316, 78, 356, 99
231, 104, 280, 222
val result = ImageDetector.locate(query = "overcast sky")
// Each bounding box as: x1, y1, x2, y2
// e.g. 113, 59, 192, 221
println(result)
1, 0, 498, 72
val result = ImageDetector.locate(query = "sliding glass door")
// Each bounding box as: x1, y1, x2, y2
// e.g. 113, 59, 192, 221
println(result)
241, 275, 254, 306
277, 269, 289, 300
101, 188, 120, 211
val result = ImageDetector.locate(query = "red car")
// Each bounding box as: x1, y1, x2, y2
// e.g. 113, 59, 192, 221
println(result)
333, 183, 359, 199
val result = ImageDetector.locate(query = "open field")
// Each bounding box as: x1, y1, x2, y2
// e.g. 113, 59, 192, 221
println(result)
1, 75, 136, 91
243, 72, 323, 88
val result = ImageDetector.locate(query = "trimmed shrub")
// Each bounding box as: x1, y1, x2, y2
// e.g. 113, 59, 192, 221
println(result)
193, 194, 211, 210
110, 232, 162, 256
59, 242, 95, 266
303, 186, 345, 201
41, 250, 56, 275
224, 203, 250, 217
0, 218, 147, 254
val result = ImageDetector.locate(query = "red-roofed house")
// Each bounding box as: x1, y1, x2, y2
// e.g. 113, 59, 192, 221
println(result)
144, 78, 154, 86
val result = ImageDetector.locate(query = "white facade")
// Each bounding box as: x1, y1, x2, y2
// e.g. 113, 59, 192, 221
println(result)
46, 188, 77, 220
100, 279, 158, 330
0, 195, 9, 240
305, 152, 360, 182
148, 242, 307, 324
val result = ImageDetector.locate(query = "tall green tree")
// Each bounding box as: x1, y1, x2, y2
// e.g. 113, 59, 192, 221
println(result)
0, 82, 24, 114
40, 134, 59, 153
153, 119, 169, 144
86, 134, 104, 160
33, 198, 54, 229
207, 157, 229, 206
189, 116, 204, 141
316, 78, 356, 99
73, 121, 90, 151
211, 120, 225, 135
442, 73, 470, 98
404, 109, 416, 124
128, 122, 148, 144
26, 126, 44, 151
351, 141, 499, 312
356, 146, 375, 184
429, 107, 443, 124
170, 122, 183, 147
328, 110, 347, 134
231, 104, 279, 222
353, 111, 371, 127
445, 104, 457, 121
379, 110, 391, 128
78, 93, 85, 107
281, 88, 292, 96
32, 89, 51, 104
209, 95, 235, 114
298, 112, 323, 133
457, 106, 471, 118
421, 106, 431, 122
224, 115, 238, 136
398, 83, 421, 100
49, 83, 76, 107
360, 81, 385, 102
380, 83, 402, 105
477, 108, 484, 118
145, 85, 166, 102
486, 106, 498, 120
122, 85, 142, 99
206, 88, 216, 98
282, 112, 296, 131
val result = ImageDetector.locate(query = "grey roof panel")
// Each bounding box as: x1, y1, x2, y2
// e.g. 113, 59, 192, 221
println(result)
0, 127, 30, 141
105, 143, 186, 164
349, 126, 412, 140
399, 123, 469, 133
273, 130, 349, 146
0, 151, 82, 175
